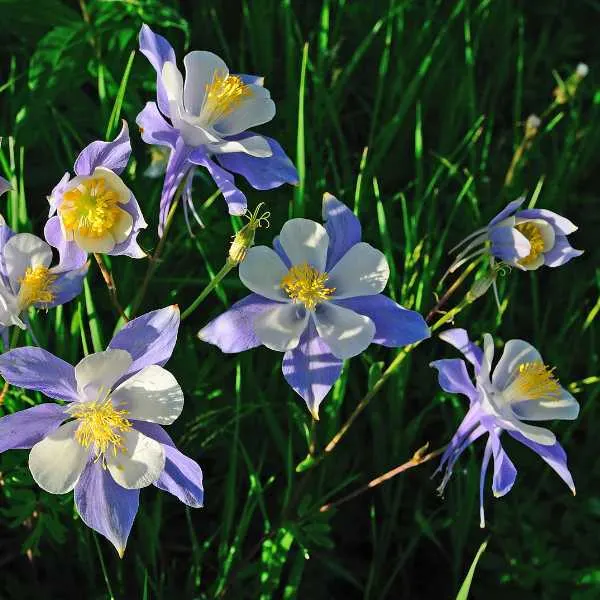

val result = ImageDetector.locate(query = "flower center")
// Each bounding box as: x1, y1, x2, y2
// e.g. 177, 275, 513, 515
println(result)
515, 222, 545, 266
18, 266, 56, 309
201, 71, 252, 124
59, 177, 121, 239
511, 361, 562, 401
280, 263, 335, 311
70, 399, 132, 456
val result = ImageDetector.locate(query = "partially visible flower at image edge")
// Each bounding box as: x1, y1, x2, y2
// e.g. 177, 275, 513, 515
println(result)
0, 226, 87, 331
137, 24, 298, 235
0, 306, 203, 556
430, 328, 579, 527
199, 193, 430, 418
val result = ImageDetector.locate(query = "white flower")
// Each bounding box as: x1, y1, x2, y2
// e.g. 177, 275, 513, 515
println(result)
161, 52, 275, 157
238, 218, 390, 359
473, 334, 579, 445
29, 349, 184, 494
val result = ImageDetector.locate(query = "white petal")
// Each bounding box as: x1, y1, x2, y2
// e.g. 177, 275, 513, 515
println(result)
74, 230, 116, 254
512, 390, 580, 421
279, 219, 329, 272
111, 365, 184, 425
214, 97, 276, 136
209, 134, 272, 157
0, 284, 25, 328
492, 339, 542, 392
92, 167, 132, 204
253, 303, 309, 351
175, 119, 219, 147
479, 333, 495, 381
519, 253, 544, 271
328, 243, 389, 298
106, 429, 165, 489
111, 208, 133, 244
239, 246, 289, 301
183, 50, 229, 116
162, 61, 184, 106
4, 233, 53, 291
516, 218, 556, 252
313, 302, 375, 360
28, 421, 88, 494
75, 349, 133, 401
500, 416, 557, 446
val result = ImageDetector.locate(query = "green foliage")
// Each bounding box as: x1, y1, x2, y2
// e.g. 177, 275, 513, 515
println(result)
0, 0, 599, 598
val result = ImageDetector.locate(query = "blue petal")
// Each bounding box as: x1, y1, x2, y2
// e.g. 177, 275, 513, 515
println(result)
490, 432, 517, 497
516, 208, 578, 235
44, 264, 88, 308
430, 358, 478, 403
198, 294, 278, 353
44, 216, 87, 271
133, 422, 204, 508
334, 294, 430, 347
190, 150, 247, 216
74, 121, 132, 177
282, 319, 343, 419
479, 437, 493, 528
507, 430, 576, 494
321, 193, 362, 270
108, 306, 180, 377
438, 328, 483, 373
75, 461, 140, 557
216, 135, 298, 191
136, 102, 179, 149
0, 347, 79, 402
138, 24, 177, 118
488, 197, 525, 227
543, 234, 583, 267
0, 404, 67, 452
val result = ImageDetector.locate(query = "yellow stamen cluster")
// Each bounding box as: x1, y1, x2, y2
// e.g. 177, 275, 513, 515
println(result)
18, 266, 57, 309
202, 71, 252, 124
515, 222, 545, 267
280, 263, 335, 311
70, 399, 132, 456
59, 177, 121, 238
513, 361, 562, 401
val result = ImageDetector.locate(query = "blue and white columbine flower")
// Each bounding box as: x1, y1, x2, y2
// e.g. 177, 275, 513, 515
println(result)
137, 24, 298, 234
45, 122, 147, 269
200, 194, 430, 418
0, 226, 87, 330
431, 328, 579, 527
0, 306, 203, 556
450, 198, 583, 273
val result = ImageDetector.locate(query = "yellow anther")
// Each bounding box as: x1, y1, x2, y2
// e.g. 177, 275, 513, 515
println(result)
201, 71, 251, 124
60, 177, 122, 239
18, 266, 56, 309
512, 361, 562, 401
515, 222, 545, 267
280, 263, 335, 311
70, 399, 132, 456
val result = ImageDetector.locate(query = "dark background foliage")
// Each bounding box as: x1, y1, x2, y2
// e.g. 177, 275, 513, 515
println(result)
0, 0, 599, 598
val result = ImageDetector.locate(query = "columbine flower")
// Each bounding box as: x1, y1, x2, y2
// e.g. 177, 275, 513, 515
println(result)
200, 194, 430, 418
0, 225, 87, 330
430, 328, 579, 527
137, 24, 298, 235
450, 197, 583, 273
0, 306, 203, 556
44, 122, 147, 269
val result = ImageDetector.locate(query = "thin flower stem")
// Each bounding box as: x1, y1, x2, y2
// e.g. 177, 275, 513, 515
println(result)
319, 443, 447, 513
129, 196, 181, 318
92, 532, 115, 600
426, 256, 482, 323
180, 259, 236, 321
93, 253, 128, 322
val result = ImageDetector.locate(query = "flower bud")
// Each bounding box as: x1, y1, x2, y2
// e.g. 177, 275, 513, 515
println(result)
466, 274, 496, 303
228, 203, 271, 264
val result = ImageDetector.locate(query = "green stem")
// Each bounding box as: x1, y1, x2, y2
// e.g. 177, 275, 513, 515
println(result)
181, 260, 236, 321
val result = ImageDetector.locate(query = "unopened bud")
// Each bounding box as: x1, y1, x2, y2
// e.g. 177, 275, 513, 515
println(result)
576, 63, 589, 78
228, 203, 271, 264
466, 274, 495, 303
524, 114, 541, 140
